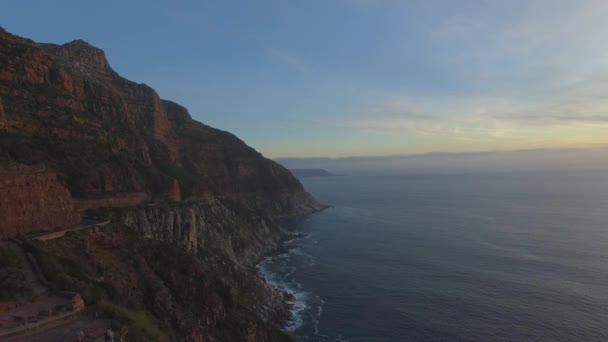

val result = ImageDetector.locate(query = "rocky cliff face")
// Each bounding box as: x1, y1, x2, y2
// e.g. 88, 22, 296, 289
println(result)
0, 26, 307, 203
0, 25, 322, 260
0, 169, 80, 238
100, 191, 321, 267
0, 27, 321, 340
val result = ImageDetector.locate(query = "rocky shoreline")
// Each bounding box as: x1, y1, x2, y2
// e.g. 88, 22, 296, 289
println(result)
256, 206, 328, 332
89, 194, 326, 335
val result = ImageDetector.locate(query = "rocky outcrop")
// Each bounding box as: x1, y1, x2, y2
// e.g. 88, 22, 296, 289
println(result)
101, 192, 321, 267
0, 169, 80, 238
165, 179, 181, 202
75, 192, 149, 211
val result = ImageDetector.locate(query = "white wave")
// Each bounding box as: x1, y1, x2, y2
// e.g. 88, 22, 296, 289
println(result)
286, 290, 311, 332
312, 297, 325, 335
256, 231, 327, 338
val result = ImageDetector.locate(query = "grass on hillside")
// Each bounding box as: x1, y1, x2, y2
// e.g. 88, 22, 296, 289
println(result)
0, 248, 33, 299
19, 235, 169, 341
17, 224, 294, 341
99, 302, 170, 342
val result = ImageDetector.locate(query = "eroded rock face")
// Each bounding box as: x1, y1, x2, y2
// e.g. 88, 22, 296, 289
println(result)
0, 170, 80, 237
165, 178, 181, 202
0, 97, 5, 121
101, 191, 322, 267
0, 96, 6, 132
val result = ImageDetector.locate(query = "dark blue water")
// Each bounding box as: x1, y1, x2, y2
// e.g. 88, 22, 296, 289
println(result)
258, 171, 608, 341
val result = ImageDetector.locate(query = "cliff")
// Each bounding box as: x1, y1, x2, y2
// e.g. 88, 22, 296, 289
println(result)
0, 26, 320, 239
0, 26, 307, 203
0, 26, 321, 341
0, 168, 80, 238
100, 191, 321, 267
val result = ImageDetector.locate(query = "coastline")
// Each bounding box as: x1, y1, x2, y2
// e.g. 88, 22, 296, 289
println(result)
256, 205, 329, 333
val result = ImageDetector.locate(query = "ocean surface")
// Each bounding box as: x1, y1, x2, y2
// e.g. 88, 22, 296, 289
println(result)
257, 171, 608, 341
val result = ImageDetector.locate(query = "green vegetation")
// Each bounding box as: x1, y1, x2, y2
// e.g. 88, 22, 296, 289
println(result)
21, 237, 115, 304
99, 302, 169, 342
0, 248, 33, 299
0, 153, 19, 169
18, 224, 293, 341
19, 233, 167, 341
0, 249, 21, 268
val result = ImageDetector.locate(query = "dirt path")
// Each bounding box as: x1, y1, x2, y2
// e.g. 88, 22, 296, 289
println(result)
6, 310, 112, 342
0, 241, 112, 341
33, 218, 110, 241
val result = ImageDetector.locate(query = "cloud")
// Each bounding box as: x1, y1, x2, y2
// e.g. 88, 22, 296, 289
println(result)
488, 72, 608, 125
218, 0, 608, 157
496, 110, 608, 125
542, 115, 608, 123
325, 65, 608, 148
426, 0, 608, 98
336, 110, 525, 143
364, 96, 435, 119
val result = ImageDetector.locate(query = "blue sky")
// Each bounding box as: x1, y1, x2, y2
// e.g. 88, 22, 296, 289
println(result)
3, 0, 608, 157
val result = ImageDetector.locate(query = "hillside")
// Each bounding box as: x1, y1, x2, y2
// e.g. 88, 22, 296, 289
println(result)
0, 27, 321, 341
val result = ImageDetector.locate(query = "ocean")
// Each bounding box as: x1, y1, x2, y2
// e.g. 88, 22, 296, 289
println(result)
257, 170, 608, 341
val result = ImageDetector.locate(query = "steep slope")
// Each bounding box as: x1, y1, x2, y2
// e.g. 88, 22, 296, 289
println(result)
0, 26, 306, 202
0, 168, 80, 238
0, 27, 322, 340
28, 224, 294, 341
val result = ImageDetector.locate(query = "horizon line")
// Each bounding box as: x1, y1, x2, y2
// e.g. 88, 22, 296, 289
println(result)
271, 144, 608, 161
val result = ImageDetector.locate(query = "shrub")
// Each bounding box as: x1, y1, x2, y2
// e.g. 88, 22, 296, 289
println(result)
0, 268, 33, 299
0, 249, 21, 268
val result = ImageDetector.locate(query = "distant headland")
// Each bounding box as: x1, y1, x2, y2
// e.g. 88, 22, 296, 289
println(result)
289, 168, 338, 178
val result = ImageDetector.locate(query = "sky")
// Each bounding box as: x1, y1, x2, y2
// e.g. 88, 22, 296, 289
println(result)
2, 0, 608, 158
277, 147, 608, 174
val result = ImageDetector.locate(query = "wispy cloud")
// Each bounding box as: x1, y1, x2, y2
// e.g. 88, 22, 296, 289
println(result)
426, 0, 608, 97
260, 0, 608, 156
325, 65, 608, 147
522, 115, 608, 124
